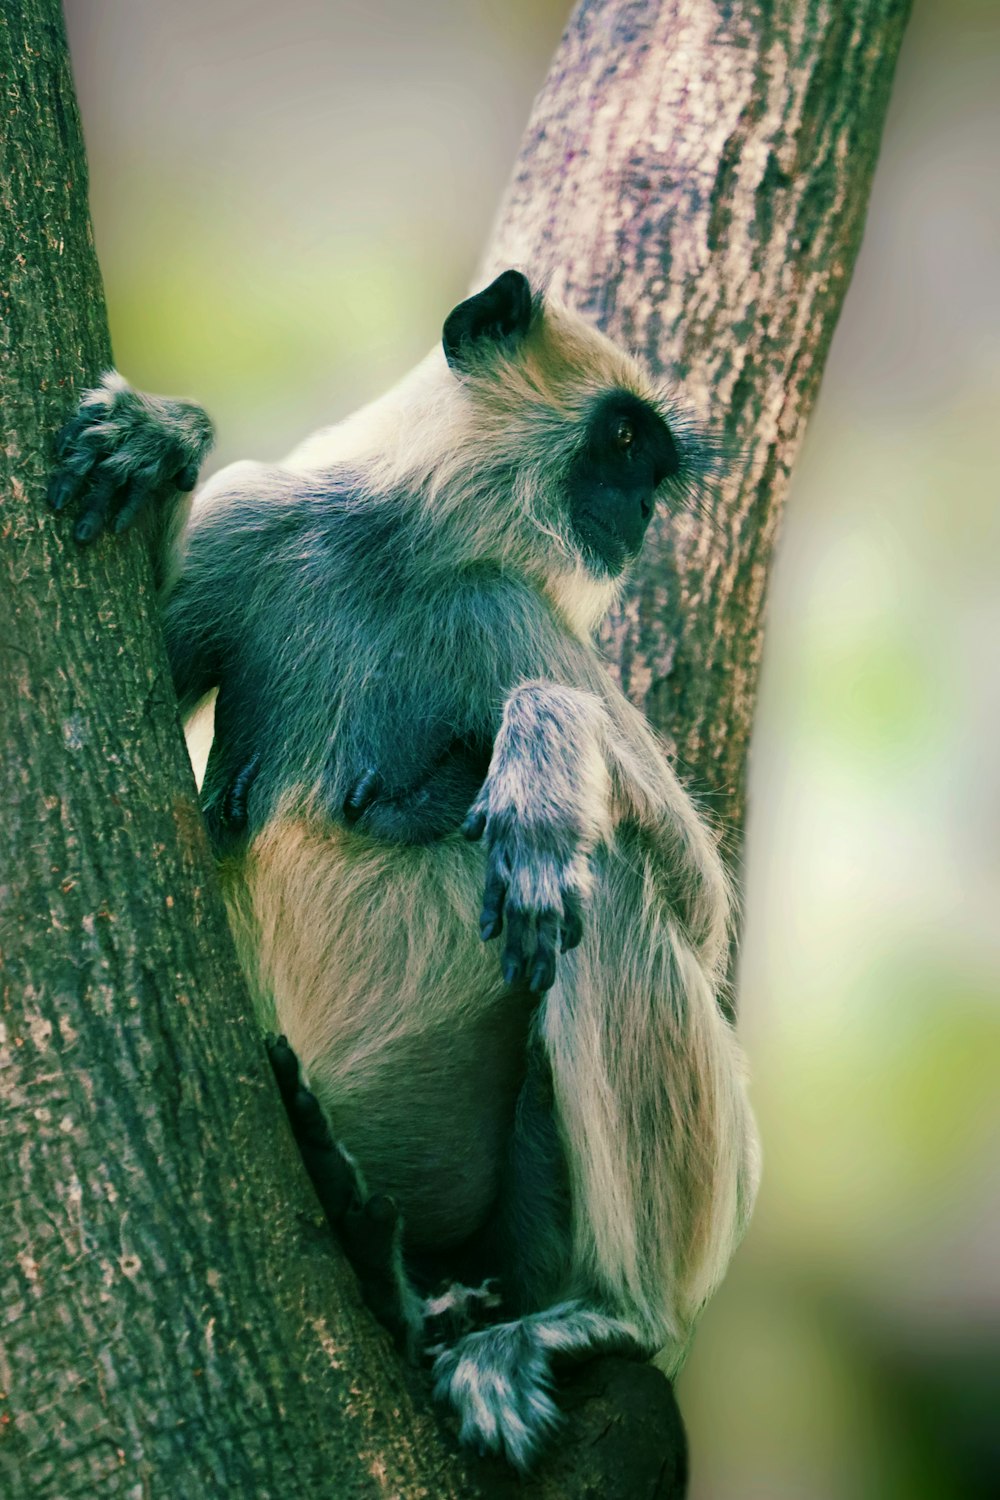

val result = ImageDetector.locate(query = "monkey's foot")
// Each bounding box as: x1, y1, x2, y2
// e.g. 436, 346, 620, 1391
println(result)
433, 1301, 641, 1471
266, 1034, 423, 1353
423, 1278, 503, 1349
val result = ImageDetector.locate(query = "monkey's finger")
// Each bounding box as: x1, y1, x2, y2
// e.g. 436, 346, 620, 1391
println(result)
52, 409, 102, 463
528, 910, 561, 993
561, 890, 584, 951
47, 465, 90, 514
343, 768, 383, 823
74, 463, 130, 544
155, 442, 200, 497
176, 460, 200, 492
111, 471, 165, 535
462, 806, 487, 841
53, 416, 82, 462
479, 865, 507, 940
501, 907, 532, 986
50, 412, 111, 509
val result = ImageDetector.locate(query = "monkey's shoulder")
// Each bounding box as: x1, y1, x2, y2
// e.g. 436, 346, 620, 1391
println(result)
183, 465, 411, 592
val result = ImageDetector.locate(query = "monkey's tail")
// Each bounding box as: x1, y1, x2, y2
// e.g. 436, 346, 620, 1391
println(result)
543, 849, 761, 1366
431, 1301, 639, 1471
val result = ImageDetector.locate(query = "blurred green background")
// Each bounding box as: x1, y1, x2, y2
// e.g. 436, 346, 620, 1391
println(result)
64, 2, 1000, 1495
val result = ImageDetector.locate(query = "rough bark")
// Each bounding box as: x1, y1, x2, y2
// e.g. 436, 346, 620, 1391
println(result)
0, 1, 908, 1497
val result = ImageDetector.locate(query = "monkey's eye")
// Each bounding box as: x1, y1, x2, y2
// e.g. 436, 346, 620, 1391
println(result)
615, 419, 634, 452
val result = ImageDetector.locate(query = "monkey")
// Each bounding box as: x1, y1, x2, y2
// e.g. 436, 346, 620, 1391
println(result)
50, 268, 760, 1473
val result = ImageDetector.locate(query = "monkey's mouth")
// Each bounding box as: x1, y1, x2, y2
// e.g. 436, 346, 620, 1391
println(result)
574, 510, 630, 576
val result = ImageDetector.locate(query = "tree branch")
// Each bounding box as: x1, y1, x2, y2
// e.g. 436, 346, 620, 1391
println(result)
484, 0, 912, 851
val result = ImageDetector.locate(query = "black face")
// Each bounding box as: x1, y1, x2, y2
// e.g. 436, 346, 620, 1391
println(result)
568, 392, 679, 575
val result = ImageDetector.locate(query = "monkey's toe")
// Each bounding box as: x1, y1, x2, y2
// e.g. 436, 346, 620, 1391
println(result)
266, 1033, 301, 1105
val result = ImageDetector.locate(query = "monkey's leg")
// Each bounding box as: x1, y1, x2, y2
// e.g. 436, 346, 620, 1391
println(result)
266, 1036, 423, 1353
428, 1030, 649, 1472
481, 1029, 573, 1314
420, 1032, 564, 1353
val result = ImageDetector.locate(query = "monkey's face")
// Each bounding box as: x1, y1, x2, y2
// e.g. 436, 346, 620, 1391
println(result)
566, 392, 678, 576
440, 269, 688, 584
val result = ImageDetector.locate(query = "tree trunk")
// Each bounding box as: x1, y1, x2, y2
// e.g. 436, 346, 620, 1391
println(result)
484, 0, 912, 857
0, 1, 909, 1497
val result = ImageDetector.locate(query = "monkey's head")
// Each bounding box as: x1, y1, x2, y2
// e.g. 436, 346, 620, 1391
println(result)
366, 269, 708, 632
441, 270, 683, 584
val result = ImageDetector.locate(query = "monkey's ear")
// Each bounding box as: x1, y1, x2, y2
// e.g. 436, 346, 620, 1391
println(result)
442, 269, 534, 371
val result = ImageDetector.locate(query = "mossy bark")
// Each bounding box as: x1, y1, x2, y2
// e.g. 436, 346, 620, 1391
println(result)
1, 1, 909, 1496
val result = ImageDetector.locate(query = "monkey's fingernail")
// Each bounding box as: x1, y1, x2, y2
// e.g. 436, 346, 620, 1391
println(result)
73, 512, 102, 544
529, 958, 555, 993
48, 473, 75, 511
463, 810, 487, 840
501, 953, 521, 986
344, 768, 381, 822
480, 915, 500, 941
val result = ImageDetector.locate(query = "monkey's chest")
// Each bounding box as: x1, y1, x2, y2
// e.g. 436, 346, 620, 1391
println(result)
222, 814, 532, 1247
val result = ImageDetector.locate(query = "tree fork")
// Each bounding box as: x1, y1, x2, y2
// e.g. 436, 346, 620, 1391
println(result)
1, 1, 910, 1496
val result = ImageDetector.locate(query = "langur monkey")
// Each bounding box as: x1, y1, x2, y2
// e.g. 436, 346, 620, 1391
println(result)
51, 269, 760, 1471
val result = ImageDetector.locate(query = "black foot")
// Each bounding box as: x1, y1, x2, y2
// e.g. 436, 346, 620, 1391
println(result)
266, 1035, 422, 1352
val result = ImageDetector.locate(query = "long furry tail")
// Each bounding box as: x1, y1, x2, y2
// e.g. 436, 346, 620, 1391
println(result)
432, 1302, 638, 1471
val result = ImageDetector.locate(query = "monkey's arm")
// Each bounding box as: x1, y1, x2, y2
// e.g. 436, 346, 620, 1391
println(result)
461, 681, 611, 993
312, 574, 574, 849
465, 675, 730, 989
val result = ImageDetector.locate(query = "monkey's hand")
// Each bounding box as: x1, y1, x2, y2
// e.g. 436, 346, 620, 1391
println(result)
202, 751, 263, 851
462, 791, 586, 994
340, 736, 493, 846
49, 371, 214, 544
